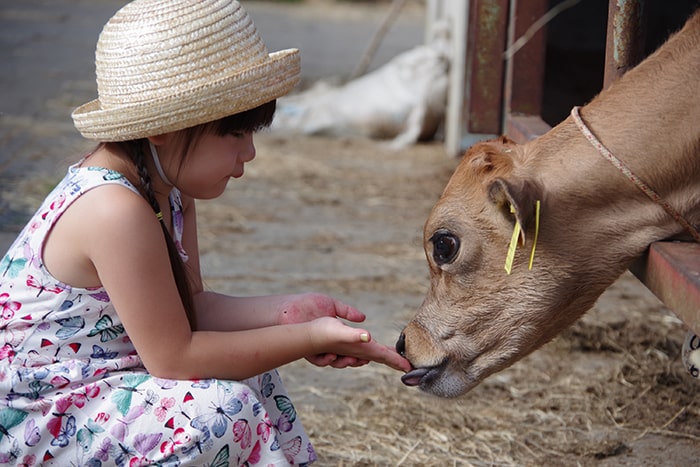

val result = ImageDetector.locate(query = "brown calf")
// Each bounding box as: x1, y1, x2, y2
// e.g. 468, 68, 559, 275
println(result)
397, 10, 700, 398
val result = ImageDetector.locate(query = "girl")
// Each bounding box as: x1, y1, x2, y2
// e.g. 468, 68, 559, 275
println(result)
0, 0, 411, 465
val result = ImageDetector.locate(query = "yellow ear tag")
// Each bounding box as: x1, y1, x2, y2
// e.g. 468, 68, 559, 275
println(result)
528, 200, 541, 270
504, 200, 541, 275
504, 204, 520, 275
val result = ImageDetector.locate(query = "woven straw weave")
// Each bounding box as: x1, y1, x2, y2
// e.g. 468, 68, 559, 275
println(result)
72, 0, 300, 141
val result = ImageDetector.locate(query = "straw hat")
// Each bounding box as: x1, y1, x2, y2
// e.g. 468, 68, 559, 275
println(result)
72, 0, 300, 141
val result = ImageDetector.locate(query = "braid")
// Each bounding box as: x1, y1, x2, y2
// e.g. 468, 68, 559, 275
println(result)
131, 141, 162, 214
129, 140, 197, 329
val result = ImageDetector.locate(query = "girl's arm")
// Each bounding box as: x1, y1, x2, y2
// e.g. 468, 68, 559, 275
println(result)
85, 188, 409, 380
194, 290, 386, 369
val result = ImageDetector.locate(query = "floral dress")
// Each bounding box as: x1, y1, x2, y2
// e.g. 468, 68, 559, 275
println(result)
0, 163, 315, 466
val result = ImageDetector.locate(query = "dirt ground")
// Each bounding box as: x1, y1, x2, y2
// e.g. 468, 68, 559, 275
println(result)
1, 1, 699, 466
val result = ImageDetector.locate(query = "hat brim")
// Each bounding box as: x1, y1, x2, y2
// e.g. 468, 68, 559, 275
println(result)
72, 49, 300, 141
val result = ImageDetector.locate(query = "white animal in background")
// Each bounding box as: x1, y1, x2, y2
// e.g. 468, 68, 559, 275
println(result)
272, 32, 450, 150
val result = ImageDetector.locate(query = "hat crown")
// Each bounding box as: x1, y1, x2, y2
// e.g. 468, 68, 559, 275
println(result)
95, 0, 267, 107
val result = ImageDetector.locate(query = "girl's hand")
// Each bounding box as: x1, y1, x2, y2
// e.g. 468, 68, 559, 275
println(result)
277, 293, 410, 371
277, 293, 366, 326
307, 317, 412, 373
277, 293, 370, 367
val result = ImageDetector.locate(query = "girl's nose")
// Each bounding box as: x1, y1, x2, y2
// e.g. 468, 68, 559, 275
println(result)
242, 133, 256, 162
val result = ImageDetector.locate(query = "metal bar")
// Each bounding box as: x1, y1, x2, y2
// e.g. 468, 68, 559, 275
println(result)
631, 243, 700, 334
505, 114, 550, 143
502, 0, 548, 145
504, 0, 547, 117
603, 0, 647, 88
445, 0, 469, 157
465, 0, 509, 134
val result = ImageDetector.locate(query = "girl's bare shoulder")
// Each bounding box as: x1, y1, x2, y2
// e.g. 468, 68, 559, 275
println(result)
44, 184, 159, 287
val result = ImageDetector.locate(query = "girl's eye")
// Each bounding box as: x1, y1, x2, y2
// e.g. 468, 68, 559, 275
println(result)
430, 230, 460, 265
231, 131, 245, 138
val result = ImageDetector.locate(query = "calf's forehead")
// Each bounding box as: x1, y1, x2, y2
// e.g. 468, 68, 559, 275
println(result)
424, 201, 481, 240
427, 176, 506, 237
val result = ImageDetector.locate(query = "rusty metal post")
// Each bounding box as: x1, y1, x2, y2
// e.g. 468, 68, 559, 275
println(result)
504, 0, 547, 117
465, 0, 509, 135
502, 0, 549, 142
603, 0, 647, 88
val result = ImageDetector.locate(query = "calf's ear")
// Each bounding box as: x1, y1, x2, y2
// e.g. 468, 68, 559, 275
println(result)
488, 177, 541, 242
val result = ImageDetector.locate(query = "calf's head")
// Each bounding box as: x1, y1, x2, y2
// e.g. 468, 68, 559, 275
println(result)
397, 136, 625, 398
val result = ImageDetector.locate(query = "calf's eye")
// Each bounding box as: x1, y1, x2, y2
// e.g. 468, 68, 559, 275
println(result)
430, 230, 460, 265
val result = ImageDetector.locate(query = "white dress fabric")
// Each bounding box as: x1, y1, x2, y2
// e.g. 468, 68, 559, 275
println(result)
0, 163, 315, 466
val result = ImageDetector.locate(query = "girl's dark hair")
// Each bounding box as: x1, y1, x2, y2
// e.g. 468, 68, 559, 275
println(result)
171, 100, 277, 164
100, 100, 277, 329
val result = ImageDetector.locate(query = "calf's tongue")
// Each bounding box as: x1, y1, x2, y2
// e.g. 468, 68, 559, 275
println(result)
401, 368, 429, 386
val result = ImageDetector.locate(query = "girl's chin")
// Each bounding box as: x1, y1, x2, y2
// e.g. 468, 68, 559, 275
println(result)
199, 180, 231, 199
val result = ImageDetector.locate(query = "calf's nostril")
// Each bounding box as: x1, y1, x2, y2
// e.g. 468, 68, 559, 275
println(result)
395, 332, 406, 356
